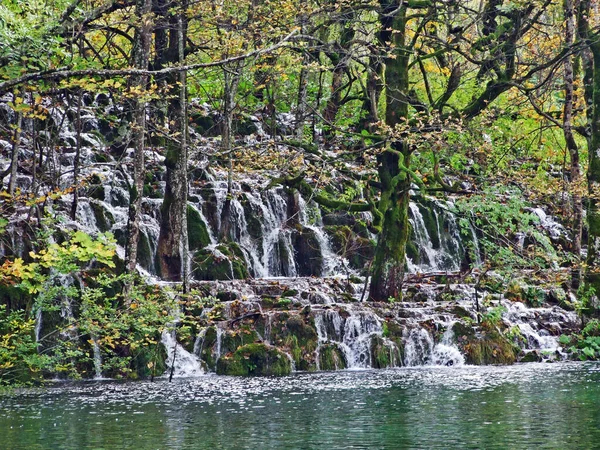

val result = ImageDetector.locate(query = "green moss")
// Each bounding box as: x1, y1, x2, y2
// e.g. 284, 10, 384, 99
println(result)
370, 336, 401, 368
199, 326, 218, 370
193, 243, 249, 280
187, 205, 211, 251
455, 322, 518, 365
137, 232, 154, 273
221, 328, 260, 355
319, 344, 347, 371
216, 343, 292, 376
90, 201, 114, 232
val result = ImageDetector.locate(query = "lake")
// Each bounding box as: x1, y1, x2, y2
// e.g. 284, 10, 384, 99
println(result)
2, 362, 600, 449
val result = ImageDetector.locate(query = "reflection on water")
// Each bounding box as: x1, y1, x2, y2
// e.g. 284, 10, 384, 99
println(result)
2, 363, 600, 449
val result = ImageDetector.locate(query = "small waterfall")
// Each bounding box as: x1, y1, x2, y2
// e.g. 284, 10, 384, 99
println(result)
431, 324, 465, 366
314, 307, 399, 369
214, 326, 224, 365
407, 202, 462, 273
92, 335, 103, 379
403, 328, 434, 366
403, 324, 464, 367
161, 330, 204, 378
34, 308, 43, 345
193, 328, 208, 356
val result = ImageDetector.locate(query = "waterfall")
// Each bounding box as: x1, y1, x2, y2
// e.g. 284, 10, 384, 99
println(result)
314, 307, 400, 369
92, 335, 103, 379
403, 323, 464, 367
161, 330, 204, 378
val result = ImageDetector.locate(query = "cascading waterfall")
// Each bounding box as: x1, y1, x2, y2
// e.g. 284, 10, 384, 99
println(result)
161, 330, 204, 378
403, 323, 464, 367
2, 93, 579, 378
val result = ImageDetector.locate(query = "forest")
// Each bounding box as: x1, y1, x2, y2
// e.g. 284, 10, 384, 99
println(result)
2, 0, 600, 388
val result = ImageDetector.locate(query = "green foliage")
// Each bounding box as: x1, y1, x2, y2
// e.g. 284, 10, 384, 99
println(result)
455, 187, 558, 274
0, 305, 42, 386
481, 306, 507, 328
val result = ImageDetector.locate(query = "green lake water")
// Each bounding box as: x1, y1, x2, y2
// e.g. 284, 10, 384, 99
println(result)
1, 362, 600, 449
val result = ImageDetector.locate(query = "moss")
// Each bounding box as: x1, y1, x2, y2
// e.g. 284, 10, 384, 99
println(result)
187, 205, 211, 251
137, 231, 154, 273
199, 326, 218, 370
88, 184, 105, 201
520, 351, 542, 363
455, 323, 518, 365
324, 225, 375, 272
370, 335, 401, 368
319, 344, 347, 371
216, 343, 292, 376
193, 243, 249, 280
282, 289, 299, 297
90, 201, 114, 232
221, 328, 260, 355
291, 226, 324, 276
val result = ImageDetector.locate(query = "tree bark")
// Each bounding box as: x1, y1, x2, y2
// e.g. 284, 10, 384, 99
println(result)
157, 5, 190, 288
8, 92, 23, 197
369, 1, 410, 301
125, 0, 153, 275
563, 0, 583, 288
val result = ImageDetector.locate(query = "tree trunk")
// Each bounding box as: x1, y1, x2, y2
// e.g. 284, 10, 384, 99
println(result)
369, 149, 411, 301
563, 0, 582, 288
369, 2, 410, 301
125, 0, 153, 274
219, 64, 242, 241
8, 92, 23, 197
157, 6, 190, 287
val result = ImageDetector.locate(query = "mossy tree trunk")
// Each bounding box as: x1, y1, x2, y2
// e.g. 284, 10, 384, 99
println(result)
563, 0, 582, 288
157, 4, 190, 285
579, 0, 600, 296
369, 2, 411, 301
125, 0, 153, 275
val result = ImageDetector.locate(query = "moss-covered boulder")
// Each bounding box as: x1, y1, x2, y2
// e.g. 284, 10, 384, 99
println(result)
370, 336, 402, 368
318, 343, 347, 371
454, 322, 517, 365
193, 243, 249, 280
90, 200, 114, 232
216, 343, 292, 376
187, 204, 211, 251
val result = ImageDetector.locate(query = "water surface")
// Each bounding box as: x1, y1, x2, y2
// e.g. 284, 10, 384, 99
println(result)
2, 363, 600, 449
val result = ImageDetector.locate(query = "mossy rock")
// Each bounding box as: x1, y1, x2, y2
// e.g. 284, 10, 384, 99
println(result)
193, 243, 249, 280
319, 343, 347, 371
187, 204, 211, 251
137, 231, 155, 274
456, 323, 518, 365
87, 184, 105, 201
283, 315, 318, 369
324, 225, 375, 272
216, 343, 292, 376
221, 328, 260, 355
370, 336, 401, 368
240, 194, 263, 240
198, 326, 218, 370
90, 200, 114, 232
382, 320, 405, 359
519, 350, 542, 363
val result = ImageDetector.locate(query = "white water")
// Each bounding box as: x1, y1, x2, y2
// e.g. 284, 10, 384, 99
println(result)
161, 330, 204, 378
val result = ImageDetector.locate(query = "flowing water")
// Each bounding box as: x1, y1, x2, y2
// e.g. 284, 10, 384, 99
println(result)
2, 362, 600, 449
